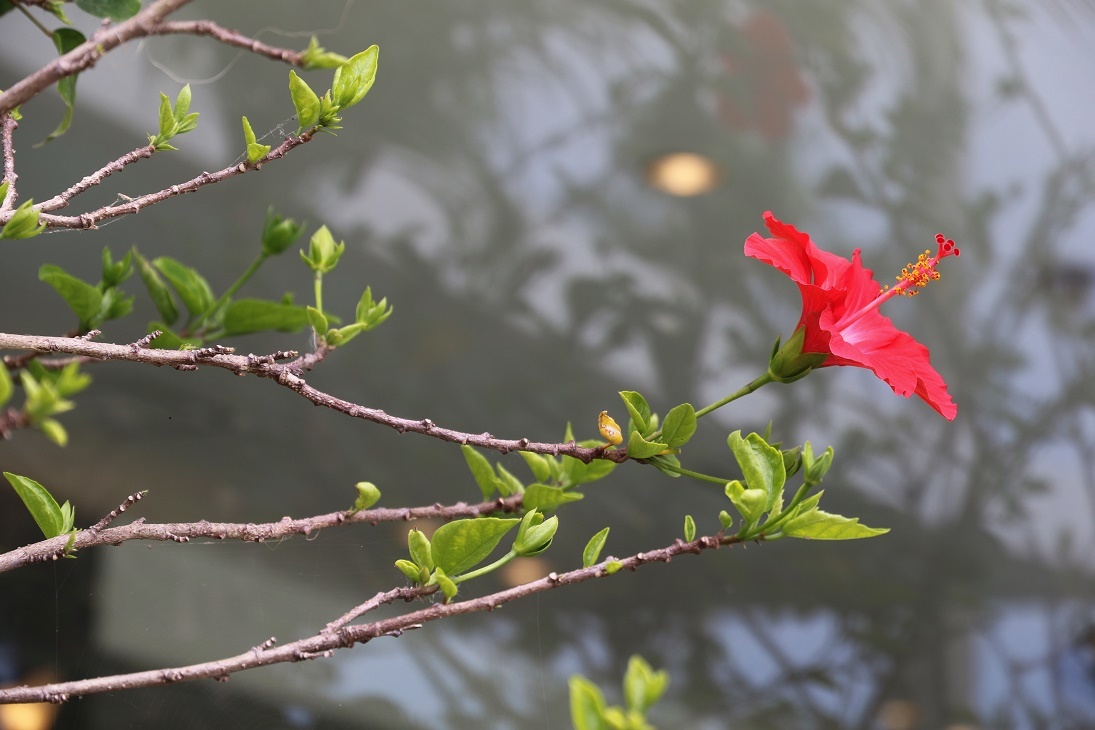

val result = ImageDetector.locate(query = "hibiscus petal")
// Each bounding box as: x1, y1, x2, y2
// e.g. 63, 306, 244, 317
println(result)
823, 308, 957, 420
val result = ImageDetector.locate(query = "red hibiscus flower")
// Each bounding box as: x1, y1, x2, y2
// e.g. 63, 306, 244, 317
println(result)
745, 211, 959, 420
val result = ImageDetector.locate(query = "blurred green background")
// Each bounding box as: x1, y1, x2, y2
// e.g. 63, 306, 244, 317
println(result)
2, 1, 1095, 728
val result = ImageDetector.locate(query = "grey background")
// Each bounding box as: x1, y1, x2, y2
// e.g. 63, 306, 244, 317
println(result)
2, 1, 1095, 728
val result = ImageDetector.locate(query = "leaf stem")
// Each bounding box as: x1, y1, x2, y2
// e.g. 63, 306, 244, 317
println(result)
211, 252, 267, 313
453, 549, 516, 584
313, 272, 323, 315
649, 461, 729, 486
748, 480, 816, 538
14, 4, 53, 39
694, 371, 775, 419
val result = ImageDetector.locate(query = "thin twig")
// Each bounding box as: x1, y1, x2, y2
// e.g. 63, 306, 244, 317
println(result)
3, 129, 317, 230
0, 112, 17, 213
0, 532, 739, 704
0, 494, 524, 574
35, 146, 156, 212
147, 20, 306, 66
88, 490, 148, 532
0, 333, 629, 463
0, 0, 195, 117
0, 407, 31, 439
322, 586, 433, 635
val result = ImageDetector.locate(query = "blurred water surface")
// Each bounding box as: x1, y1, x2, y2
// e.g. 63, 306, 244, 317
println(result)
2, 1, 1095, 728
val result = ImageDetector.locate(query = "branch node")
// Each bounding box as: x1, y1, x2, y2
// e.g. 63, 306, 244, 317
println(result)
77, 330, 102, 341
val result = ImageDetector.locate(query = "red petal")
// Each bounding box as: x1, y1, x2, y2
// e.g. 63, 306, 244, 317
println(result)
822, 307, 957, 420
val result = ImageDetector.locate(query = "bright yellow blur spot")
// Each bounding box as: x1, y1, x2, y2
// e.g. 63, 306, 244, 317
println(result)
645, 152, 720, 196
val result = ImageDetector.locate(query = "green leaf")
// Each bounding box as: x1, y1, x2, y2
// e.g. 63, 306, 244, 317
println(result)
152, 257, 214, 320
144, 324, 201, 350
582, 527, 609, 568
300, 225, 345, 273
462, 445, 502, 500
101, 246, 133, 287
782, 490, 824, 524
0, 199, 46, 239
434, 568, 458, 602
39, 265, 102, 328
332, 45, 379, 109
803, 442, 834, 484
661, 403, 697, 449
604, 561, 622, 575
619, 391, 651, 434
260, 207, 303, 256
59, 500, 76, 532
39, 29, 85, 144
288, 70, 321, 133
569, 676, 609, 730
647, 453, 681, 478
561, 451, 616, 487
0, 181, 8, 205
683, 515, 696, 542
725, 480, 767, 524
430, 517, 520, 576
623, 655, 670, 715
75, 0, 140, 20
782, 446, 803, 479
38, 418, 69, 447
727, 431, 786, 513
626, 431, 668, 460
523, 484, 583, 512
780, 509, 889, 540
519, 452, 552, 483
157, 92, 176, 140
4, 472, 66, 538
513, 514, 558, 556
175, 111, 198, 135
300, 36, 348, 70
355, 287, 392, 327
134, 250, 178, 325
44, 1, 71, 23
495, 464, 525, 496
350, 482, 380, 512
241, 116, 270, 164
173, 84, 192, 122
223, 299, 309, 336
407, 529, 433, 572
0, 362, 11, 407
395, 559, 423, 584
52, 362, 91, 397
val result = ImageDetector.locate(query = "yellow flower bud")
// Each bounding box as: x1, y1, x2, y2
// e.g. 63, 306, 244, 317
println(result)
598, 410, 623, 446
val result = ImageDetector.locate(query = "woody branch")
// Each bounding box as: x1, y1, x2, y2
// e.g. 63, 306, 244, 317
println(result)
0, 531, 740, 704
0, 332, 629, 463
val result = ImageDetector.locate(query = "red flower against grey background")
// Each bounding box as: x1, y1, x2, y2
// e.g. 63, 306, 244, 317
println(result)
745, 211, 959, 420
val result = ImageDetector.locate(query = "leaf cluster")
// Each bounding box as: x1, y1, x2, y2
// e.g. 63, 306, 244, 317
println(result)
569, 655, 670, 730
395, 509, 558, 602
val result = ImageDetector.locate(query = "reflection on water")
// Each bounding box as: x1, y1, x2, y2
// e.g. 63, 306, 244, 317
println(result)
2, 0, 1095, 727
